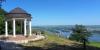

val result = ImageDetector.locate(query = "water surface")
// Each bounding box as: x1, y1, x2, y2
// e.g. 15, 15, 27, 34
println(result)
59, 31, 100, 42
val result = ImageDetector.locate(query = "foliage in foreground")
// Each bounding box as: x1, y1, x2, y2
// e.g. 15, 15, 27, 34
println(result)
0, 8, 6, 34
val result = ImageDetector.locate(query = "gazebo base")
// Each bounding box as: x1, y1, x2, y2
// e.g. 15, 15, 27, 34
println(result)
0, 35, 45, 44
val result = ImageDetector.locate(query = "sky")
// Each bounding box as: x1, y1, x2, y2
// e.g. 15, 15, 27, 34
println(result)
1, 0, 100, 26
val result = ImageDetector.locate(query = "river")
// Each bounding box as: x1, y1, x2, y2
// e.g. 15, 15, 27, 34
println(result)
58, 31, 100, 42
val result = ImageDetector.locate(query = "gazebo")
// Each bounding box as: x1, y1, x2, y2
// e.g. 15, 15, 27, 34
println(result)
5, 7, 32, 37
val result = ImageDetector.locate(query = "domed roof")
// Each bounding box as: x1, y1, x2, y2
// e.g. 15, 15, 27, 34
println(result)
5, 7, 32, 21
9, 7, 28, 13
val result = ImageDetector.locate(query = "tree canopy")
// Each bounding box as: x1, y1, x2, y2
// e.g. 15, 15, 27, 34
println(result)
69, 25, 92, 43
0, 8, 7, 34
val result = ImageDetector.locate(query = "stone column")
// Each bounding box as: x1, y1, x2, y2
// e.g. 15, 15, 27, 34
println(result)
13, 19, 16, 37
29, 21, 32, 36
5, 21, 8, 37
24, 19, 27, 36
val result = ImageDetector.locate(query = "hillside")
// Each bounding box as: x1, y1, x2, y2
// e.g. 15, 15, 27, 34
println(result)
21, 32, 100, 50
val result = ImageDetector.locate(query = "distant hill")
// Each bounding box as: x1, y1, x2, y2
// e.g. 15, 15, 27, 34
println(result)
32, 25, 100, 33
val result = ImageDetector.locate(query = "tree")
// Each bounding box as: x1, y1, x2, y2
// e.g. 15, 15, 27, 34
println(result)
69, 25, 92, 43
0, 8, 6, 34
69, 25, 92, 50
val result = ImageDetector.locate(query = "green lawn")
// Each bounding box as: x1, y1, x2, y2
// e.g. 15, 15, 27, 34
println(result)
22, 33, 79, 48
21, 33, 100, 50
88, 42, 100, 48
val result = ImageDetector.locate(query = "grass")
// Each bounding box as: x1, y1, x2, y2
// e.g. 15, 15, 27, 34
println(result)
21, 32, 79, 48
21, 32, 100, 50
88, 42, 100, 48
